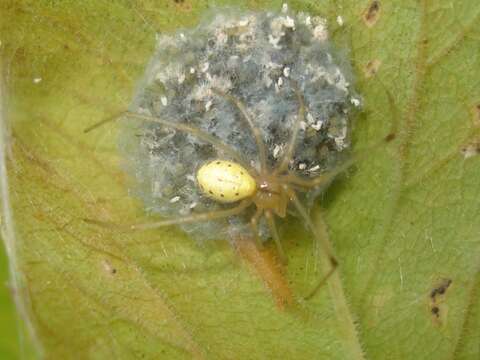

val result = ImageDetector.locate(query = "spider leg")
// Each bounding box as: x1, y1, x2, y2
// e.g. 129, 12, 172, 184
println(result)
250, 208, 265, 248
274, 80, 305, 174
84, 199, 252, 231
212, 89, 268, 174
284, 132, 396, 188
264, 210, 287, 264
84, 111, 256, 175
286, 187, 338, 298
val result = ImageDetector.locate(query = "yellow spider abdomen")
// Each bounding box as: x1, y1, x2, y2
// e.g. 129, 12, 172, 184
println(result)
196, 160, 256, 203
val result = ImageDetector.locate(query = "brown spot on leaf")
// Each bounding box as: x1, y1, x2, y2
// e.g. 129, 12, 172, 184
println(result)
364, 59, 382, 78
363, 1, 381, 27
461, 140, 480, 159
101, 259, 117, 276
429, 278, 452, 326
430, 278, 452, 300
173, 0, 191, 11
385, 133, 396, 142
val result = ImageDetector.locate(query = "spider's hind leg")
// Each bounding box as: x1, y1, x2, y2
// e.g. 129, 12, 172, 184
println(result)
264, 211, 287, 264
286, 187, 339, 299
250, 208, 265, 249
84, 199, 252, 231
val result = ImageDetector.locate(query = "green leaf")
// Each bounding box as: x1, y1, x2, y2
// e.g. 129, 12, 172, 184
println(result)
1, 0, 479, 359
0, 247, 19, 358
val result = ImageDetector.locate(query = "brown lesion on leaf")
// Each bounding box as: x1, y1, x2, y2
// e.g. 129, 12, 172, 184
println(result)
233, 236, 295, 310
460, 139, 480, 159
428, 278, 452, 327
363, 59, 382, 78
173, 0, 192, 11
101, 259, 118, 276
430, 278, 452, 300
363, 1, 381, 28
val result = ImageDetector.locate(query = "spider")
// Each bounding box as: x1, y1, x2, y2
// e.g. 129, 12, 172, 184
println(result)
85, 81, 392, 298
84, 6, 398, 298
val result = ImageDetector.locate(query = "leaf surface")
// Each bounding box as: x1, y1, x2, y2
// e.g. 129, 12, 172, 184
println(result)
1, 0, 479, 359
